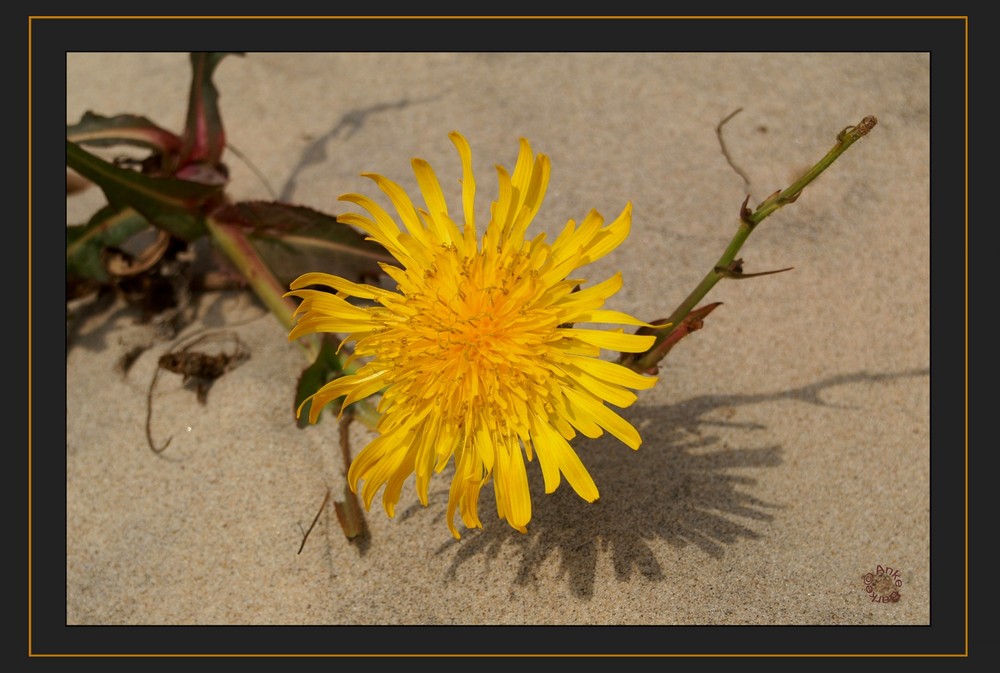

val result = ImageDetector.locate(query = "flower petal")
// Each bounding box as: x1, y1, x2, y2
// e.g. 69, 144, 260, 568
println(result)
562, 385, 643, 450
562, 327, 656, 353
448, 130, 476, 233
531, 416, 599, 502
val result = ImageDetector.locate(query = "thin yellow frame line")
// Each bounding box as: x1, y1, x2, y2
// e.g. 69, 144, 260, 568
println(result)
27, 15, 33, 658
24, 653, 975, 658
963, 14, 970, 658
29, 15, 970, 19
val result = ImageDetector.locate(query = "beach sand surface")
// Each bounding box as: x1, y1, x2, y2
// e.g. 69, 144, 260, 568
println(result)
64, 51, 930, 629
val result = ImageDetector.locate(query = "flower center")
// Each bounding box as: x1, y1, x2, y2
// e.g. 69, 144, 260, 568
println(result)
377, 244, 558, 428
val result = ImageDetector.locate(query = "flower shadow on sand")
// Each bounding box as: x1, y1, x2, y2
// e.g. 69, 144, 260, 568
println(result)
398, 367, 928, 598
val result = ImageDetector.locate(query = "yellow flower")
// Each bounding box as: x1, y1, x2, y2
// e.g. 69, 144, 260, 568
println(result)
287, 132, 657, 538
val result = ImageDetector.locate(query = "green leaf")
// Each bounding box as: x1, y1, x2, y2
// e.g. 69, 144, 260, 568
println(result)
67, 140, 219, 241
214, 201, 394, 290
67, 205, 152, 283
179, 52, 243, 167
294, 335, 345, 428
67, 111, 181, 156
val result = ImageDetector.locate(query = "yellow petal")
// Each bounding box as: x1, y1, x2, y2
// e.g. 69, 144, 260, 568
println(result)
562, 328, 656, 353
562, 385, 643, 450
448, 130, 476, 233
565, 354, 659, 390
579, 202, 632, 265
570, 309, 656, 328
531, 416, 599, 502
411, 158, 452, 243
366, 173, 433, 248
503, 441, 532, 529
554, 272, 623, 313
557, 363, 637, 408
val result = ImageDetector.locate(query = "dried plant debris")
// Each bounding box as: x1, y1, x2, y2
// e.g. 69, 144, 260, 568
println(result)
146, 330, 250, 453
333, 414, 369, 542
158, 331, 250, 404
298, 488, 331, 555
115, 239, 198, 340
716, 107, 752, 190
298, 414, 371, 553
67, 235, 199, 356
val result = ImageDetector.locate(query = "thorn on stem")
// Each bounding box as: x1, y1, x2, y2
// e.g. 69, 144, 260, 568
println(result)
715, 258, 794, 279
642, 302, 723, 369
739, 194, 753, 225
715, 258, 745, 276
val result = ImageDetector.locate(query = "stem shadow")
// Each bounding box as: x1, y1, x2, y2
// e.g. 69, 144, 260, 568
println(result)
278, 96, 441, 203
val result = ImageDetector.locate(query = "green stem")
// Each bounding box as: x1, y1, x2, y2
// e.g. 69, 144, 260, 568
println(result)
205, 213, 319, 360
205, 212, 382, 430
622, 115, 877, 374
